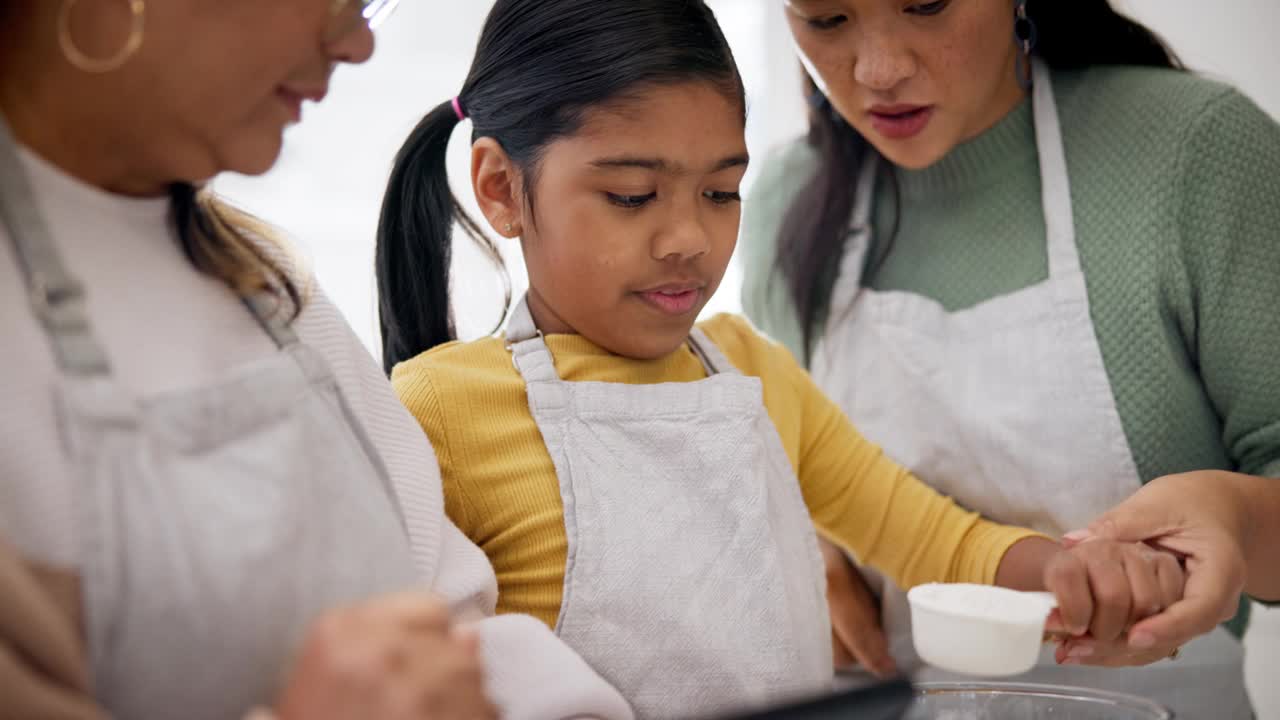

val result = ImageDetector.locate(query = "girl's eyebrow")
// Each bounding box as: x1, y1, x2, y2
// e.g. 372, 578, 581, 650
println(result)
589, 153, 751, 174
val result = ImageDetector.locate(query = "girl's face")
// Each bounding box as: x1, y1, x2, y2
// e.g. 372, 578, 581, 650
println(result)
786, 0, 1025, 169
478, 81, 748, 360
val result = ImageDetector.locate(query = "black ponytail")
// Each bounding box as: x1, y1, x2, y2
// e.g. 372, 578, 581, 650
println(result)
376, 102, 467, 374
375, 0, 743, 375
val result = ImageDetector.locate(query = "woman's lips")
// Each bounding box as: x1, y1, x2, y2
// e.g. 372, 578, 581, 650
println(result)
868, 105, 935, 140
276, 89, 304, 123
276, 86, 326, 124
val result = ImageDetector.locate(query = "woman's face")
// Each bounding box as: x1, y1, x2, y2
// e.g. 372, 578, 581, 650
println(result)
786, 0, 1025, 169
40, 0, 378, 185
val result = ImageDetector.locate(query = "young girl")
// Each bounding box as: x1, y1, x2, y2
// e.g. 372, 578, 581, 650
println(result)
377, 0, 1185, 716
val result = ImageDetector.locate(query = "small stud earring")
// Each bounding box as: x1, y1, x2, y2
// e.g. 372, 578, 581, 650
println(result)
504, 223, 513, 234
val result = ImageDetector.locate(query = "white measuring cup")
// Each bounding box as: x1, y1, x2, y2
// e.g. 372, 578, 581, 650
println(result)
907, 583, 1059, 677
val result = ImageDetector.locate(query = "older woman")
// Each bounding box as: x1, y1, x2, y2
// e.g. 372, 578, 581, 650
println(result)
0, 1, 629, 718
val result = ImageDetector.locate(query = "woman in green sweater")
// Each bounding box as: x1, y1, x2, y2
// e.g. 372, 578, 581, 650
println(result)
740, 1, 1278, 717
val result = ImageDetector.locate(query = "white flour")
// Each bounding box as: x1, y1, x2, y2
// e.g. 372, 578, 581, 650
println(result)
907, 583, 1056, 625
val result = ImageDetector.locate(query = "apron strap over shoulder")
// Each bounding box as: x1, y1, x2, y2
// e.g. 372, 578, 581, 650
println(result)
0, 118, 111, 377
241, 293, 300, 350
503, 293, 743, 382
1030, 58, 1080, 281
687, 328, 740, 377
505, 296, 560, 384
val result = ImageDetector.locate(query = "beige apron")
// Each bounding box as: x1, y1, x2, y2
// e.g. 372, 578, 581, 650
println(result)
505, 297, 831, 719
812, 59, 1251, 718
0, 118, 420, 720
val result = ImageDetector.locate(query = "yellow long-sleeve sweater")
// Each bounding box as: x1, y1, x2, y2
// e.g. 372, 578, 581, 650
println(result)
393, 314, 1039, 629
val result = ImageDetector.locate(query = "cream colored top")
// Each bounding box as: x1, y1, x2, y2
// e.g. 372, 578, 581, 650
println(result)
0, 147, 631, 720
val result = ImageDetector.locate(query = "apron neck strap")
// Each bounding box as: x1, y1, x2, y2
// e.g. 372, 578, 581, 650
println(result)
1029, 57, 1080, 280
505, 295, 560, 384
0, 116, 300, 370
505, 293, 541, 344
242, 293, 300, 349
850, 153, 880, 232
687, 328, 739, 377
0, 117, 112, 376
504, 293, 735, 383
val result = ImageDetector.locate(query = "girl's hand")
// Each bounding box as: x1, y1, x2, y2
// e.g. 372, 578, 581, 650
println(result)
820, 538, 897, 677
1065, 471, 1258, 650
273, 593, 497, 720
1043, 539, 1186, 666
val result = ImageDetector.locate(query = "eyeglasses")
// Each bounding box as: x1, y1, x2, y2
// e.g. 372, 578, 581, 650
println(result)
357, 0, 399, 28
328, 0, 400, 38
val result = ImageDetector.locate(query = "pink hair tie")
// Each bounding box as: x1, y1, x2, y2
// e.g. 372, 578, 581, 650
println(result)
451, 96, 467, 121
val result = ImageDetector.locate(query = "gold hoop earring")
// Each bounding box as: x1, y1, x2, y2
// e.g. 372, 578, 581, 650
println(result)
58, 0, 146, 74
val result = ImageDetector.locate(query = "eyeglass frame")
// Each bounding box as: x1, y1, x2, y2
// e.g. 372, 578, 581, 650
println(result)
327, 0, 400, 41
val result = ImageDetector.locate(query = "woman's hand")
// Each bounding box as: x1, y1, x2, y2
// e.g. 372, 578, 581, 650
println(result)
1061, 471, 1263, 655
1042, 538, 1187, 666
272, 593, 497, 720
819, 538, 897, 677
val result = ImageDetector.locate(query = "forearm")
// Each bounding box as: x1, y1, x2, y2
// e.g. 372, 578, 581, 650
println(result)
812, 462, 1044, 589
796, 365, 1047, 589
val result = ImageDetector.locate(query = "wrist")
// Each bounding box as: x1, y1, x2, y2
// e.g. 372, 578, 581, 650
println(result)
1203, 472, 1259, 558
994, 535, 1060, 591
1233, 473, 1279, 590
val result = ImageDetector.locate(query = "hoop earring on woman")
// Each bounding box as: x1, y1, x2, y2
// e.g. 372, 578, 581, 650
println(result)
1013, 0, 1039, 90
58, 0, 146, 74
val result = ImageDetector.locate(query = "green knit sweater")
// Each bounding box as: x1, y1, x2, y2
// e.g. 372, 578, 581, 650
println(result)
740, 66, 1280, 622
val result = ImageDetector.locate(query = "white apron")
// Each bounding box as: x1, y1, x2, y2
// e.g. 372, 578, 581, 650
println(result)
0, 120, 420, 719
505, 297, 831, 719
811, 60, 1251, 718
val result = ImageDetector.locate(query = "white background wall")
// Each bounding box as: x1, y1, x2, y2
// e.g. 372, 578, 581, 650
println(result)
215, 0, 1280, 349
1118, 0, 1280, 117
216, 2, 1279, 715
